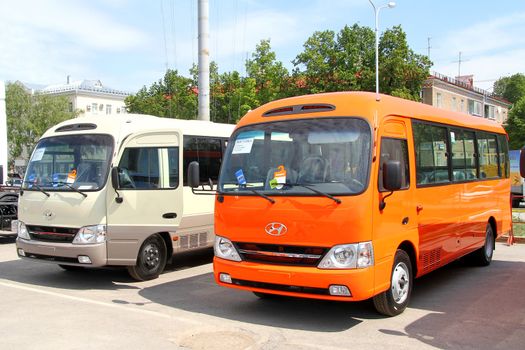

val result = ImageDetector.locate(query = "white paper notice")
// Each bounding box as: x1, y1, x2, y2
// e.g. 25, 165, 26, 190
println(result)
232, 138, 254, 154
32, 148, 45, 161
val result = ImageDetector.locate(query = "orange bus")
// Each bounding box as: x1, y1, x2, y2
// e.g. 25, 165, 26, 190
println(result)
188, 92, 511, 316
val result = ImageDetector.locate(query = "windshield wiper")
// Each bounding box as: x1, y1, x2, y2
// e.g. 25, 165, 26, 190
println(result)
245, 188, 275, 204
26, 182, 50, 197
52, 181, 88, 198
286, 183, 341, 204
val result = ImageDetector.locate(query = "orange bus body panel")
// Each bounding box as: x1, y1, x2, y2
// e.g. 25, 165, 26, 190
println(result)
214, 92, 510, 302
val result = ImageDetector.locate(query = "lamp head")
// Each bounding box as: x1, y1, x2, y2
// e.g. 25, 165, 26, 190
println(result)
387, 1, 396, 8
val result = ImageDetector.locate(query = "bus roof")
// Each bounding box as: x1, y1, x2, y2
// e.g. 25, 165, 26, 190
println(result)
237, 91, 506, 135
42, 114, 235, 141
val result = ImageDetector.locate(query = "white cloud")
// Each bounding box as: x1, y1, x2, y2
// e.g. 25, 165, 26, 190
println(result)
433, 12, 525, 89
0, 0, 149, 84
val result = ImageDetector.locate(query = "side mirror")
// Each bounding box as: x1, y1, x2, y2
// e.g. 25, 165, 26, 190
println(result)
520, 147, 525, 177
187, 161, 200, 188
383, 160, 402, 191
111, 167, 120, 189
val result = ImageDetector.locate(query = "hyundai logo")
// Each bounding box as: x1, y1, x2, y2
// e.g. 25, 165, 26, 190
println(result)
43, 209, 55, 221
265, 222, 287, 236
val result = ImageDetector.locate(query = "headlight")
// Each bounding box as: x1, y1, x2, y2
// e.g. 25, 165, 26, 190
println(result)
17, 221, 30, 240
72, 224, 107, 244
214, 236, 241, 262
318, 241, 374, 269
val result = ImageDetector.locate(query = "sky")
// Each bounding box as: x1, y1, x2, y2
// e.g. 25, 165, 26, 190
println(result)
0, 0, 524, 93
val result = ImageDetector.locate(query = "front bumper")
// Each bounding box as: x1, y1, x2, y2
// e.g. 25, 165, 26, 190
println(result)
16, 237, 107, 267
213, 257, 376, 301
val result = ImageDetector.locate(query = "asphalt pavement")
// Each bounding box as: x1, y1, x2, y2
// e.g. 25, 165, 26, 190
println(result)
1, 237, 524, 350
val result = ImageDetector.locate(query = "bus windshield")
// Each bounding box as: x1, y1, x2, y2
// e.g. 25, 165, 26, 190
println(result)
219, 118, 371, 195
23, 134, 114, 192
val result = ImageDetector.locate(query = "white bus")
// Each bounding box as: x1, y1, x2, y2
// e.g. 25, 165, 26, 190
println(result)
16, 114, 234, 280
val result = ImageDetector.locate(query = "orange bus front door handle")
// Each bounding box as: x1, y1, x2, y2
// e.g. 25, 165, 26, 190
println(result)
417, 205, 423, 213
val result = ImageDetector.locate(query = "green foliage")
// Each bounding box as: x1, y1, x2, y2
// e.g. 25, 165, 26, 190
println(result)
127, 24, 434, 124
293, 24, 431, 100
125, 69, 197, 120
6, 82, 78, 165
246, 39, 290, 105
505, 96, 525, 149
493, 73, 525, 104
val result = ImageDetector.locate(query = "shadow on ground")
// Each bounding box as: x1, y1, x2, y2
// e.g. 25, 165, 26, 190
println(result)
137, 254, 525, 340
0, 245, 214, 291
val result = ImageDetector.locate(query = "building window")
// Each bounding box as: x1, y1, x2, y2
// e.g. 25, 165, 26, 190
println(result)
92, 103, 98, 115
68, 102, 73, 112
468, 100, 482, 116
106, 105, 112, 115
86, 104, 91, 112
485, 105, 495, 120
121, 106, 126, 114
452, 97, 457, 111
99, 104, 104, 111
116, 108, 120, 114
460, 99, 465, 112
436, 93, 442, 108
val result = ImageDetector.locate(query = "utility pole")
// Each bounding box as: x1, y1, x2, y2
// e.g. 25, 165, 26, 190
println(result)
0, 81, 7, 184
198, 0, 210, 121
427, 37, 432, 60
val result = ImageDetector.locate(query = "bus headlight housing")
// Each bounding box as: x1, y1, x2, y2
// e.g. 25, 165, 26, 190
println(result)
318, 241, 374, 269
17, 221, 30, 240
72, 224, 107, 244
214, 236, 241, 262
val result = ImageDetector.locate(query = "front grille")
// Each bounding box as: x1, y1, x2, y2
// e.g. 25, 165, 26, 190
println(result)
231, 278, 329, 296
27, 225, 78, 243
235, 242, 327, 266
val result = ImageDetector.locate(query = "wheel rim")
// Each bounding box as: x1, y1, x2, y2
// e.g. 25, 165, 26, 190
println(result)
141, 242, 161, 271
485, 228, 494, 259
391, 262, 410, 304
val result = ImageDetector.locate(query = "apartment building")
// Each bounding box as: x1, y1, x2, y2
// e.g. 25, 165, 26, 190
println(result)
422, 72, 511, 125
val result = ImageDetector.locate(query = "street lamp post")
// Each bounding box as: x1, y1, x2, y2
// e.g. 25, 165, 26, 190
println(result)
368, 0, 396, 101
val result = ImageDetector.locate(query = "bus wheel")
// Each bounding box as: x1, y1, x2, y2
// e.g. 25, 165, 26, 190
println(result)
58, 264, 84, 271
469, 224, 494, 266
373, 249, 412, 317
127, 234, 167, 281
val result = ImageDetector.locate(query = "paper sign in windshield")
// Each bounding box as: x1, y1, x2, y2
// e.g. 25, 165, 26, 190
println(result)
232, 138, 254, 154
32, 148, 45, 161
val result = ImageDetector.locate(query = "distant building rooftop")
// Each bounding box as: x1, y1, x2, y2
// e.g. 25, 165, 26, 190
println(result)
39, 79, 130, 97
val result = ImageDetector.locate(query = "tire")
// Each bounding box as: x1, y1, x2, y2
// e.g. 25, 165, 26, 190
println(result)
373, 249, 412, 317
468, 224, 494, 266
58, 264, 84, 271
127, 234, 167, 281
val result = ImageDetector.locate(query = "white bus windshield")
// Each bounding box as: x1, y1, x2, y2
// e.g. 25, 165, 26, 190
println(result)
219, 118, 371, 195
23, 134, 114, 192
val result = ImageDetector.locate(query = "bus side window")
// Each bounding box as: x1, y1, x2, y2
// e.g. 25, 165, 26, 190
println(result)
378, 138, 409, 192
413, 122, 450, 185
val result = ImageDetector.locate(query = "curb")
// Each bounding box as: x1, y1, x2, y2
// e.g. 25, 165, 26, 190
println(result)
497, 235, 525, 244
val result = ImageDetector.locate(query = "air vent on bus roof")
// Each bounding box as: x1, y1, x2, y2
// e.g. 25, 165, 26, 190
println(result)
263, 104, 335, 117
55, 123, 97, 132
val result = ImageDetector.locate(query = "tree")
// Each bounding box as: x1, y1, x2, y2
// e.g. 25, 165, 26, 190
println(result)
293, 24, 431, 100
125, 69, 197, 119
493, 73, 525, 104
6, 82, 78, 166
504, 96, 525, 149
293, 30, 338, 94
246, 39, 290, 105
